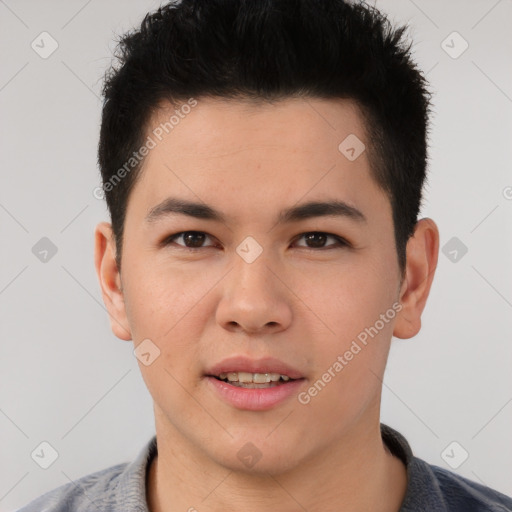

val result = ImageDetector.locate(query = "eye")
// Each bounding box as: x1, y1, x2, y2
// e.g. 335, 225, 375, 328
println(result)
163, 231, 217, 250
162, 230, 350, 251
293, 232, 349, 250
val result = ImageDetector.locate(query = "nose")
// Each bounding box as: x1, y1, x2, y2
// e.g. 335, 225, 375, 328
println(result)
215, 251, 293, 335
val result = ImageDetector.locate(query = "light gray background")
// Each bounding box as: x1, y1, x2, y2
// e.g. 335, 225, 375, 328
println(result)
1, 0, 511, 510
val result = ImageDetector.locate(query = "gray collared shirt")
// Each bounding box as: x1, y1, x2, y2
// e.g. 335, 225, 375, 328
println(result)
17, 424, 512, 511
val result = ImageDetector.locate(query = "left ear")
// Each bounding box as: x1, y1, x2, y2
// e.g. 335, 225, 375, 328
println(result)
393, 218, 439, 339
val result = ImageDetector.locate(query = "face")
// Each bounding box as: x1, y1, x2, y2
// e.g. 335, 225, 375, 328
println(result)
96, 97, 432, 475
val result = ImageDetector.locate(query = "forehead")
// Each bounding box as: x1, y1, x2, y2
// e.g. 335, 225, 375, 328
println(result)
128, 97, 389, 226
148, 96, 368, 156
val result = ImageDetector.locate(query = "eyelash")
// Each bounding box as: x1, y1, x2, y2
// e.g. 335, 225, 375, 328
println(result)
162, 231, 350, 251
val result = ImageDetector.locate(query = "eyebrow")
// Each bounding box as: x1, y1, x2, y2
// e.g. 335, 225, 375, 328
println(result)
145, 197, 367, 225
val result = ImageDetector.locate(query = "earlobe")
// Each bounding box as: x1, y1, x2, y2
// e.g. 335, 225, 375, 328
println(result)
94, 222, 132, 341
393, 218, 439, 340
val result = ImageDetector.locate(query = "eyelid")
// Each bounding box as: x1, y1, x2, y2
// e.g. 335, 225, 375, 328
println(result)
292, 232, 350, 249
162, 231, 351, 250
162, 231, 218, 249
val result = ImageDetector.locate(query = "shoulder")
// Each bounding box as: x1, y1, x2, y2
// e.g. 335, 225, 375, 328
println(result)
405, 456, 512, 511
380, 424, 512, 512
15, 462, 129, 512
15, 435, 156, 512
431, 463, 512, 511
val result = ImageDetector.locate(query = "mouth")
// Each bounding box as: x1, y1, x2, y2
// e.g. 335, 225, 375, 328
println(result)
204, 356, 305, 410
210, 371, 296, 388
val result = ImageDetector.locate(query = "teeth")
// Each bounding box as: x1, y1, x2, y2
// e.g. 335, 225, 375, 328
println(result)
217, 372, 291, 383
238, 371, 254, 383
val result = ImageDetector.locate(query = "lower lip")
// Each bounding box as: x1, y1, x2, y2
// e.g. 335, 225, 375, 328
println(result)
205, 376, 305, 411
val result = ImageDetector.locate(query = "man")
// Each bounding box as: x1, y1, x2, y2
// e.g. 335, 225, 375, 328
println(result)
18, 0, 512, 510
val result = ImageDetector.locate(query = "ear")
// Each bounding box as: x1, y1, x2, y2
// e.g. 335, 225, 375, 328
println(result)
94, 222, 132, 341
393, 218, 439, 339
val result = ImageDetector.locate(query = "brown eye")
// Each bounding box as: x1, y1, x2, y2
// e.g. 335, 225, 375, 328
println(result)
162, 231, 349, 251
164, 231, 215, 249
294, 232, 348, 249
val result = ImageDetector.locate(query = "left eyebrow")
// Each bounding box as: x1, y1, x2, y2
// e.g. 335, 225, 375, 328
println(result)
277, 199, 367, 224
144, 197, 367, 225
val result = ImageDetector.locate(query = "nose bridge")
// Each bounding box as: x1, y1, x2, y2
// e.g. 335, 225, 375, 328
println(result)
231, 243, 278, 302
216, 242, 292, 333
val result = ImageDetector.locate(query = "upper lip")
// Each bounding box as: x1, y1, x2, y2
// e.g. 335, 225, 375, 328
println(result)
206, 356, 304, 380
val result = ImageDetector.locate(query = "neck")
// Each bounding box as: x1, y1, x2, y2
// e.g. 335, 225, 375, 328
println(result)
146, 417, 407, 512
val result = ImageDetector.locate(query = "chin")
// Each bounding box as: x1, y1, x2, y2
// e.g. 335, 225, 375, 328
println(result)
208, 436, 308, 476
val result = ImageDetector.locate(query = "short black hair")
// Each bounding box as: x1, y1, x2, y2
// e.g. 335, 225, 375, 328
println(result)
98, 0, 431, 276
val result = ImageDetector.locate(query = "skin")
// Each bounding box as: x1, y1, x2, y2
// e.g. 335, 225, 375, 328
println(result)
95, 97, 439, 512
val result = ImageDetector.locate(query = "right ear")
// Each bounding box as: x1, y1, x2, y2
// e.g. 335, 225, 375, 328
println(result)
94, 222, 132, 341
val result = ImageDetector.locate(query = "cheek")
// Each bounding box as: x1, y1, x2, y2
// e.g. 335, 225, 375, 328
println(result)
299, 256, 398, 412
122, 259, 209, 339
122, 262, 215, 392
302, 258, 398, 346
123, 266, 207, 408
301, 284, 394, 427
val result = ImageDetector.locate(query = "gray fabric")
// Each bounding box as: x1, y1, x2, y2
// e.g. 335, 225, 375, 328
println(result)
17, 424, 512, 511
